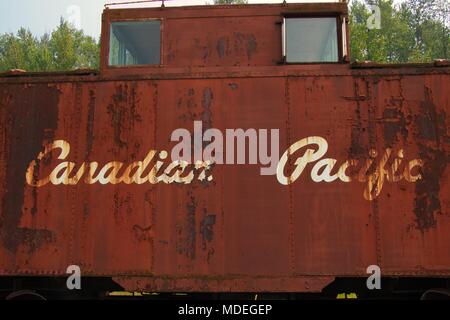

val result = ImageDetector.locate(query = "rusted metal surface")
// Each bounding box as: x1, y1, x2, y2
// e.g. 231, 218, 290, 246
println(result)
0, 69, 98, 78
112, 276, 335, 293
0, 4, 449, 292
99, 2, 349, 72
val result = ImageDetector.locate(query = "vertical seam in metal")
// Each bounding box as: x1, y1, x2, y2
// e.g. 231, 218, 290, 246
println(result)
285, 76, 296, 274
366, 78, 382, 268
69, 83, 82, 266
151, 80, 158, 273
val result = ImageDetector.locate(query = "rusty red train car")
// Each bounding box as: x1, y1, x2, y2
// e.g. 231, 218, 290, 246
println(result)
0, 2, 449, 299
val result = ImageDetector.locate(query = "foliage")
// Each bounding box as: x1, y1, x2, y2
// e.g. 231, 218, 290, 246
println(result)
0, 1, 448, 71
0, 19, 99, 72
349, 0, 449, 63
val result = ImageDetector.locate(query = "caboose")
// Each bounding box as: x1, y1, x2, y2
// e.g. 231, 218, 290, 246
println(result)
0, 1, 449, 299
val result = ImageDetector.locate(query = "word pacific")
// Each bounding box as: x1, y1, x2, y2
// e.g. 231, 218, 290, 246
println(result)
276, 136, 424, 201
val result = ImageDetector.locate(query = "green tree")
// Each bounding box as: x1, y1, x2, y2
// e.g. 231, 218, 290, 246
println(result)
349, 0, 371, 62
1, 2, 448, 70
49, 19, 99, 71
0, 28, 41, 71
49, 19, 78, 70
0, 18, 99, 72
350, 0, 414, 63
403, 0, 449, 61
35, 33, 53, 71
349, 0, 449, 63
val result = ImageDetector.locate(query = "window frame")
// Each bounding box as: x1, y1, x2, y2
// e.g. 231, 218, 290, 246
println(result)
106, 18, 164, 69
281, 14, 344, 65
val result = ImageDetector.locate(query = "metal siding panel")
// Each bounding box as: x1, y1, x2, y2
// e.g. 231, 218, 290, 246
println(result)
0, 70, 448, 291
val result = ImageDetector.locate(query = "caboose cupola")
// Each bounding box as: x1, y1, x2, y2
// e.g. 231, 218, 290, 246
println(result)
100, 1, 350, 73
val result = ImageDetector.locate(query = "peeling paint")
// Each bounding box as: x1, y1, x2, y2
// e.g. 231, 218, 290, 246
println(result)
413, 87, 449, 231
0, 84, 59, 253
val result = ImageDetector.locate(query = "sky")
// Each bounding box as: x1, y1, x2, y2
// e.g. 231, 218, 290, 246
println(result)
0, 0, 405, 39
